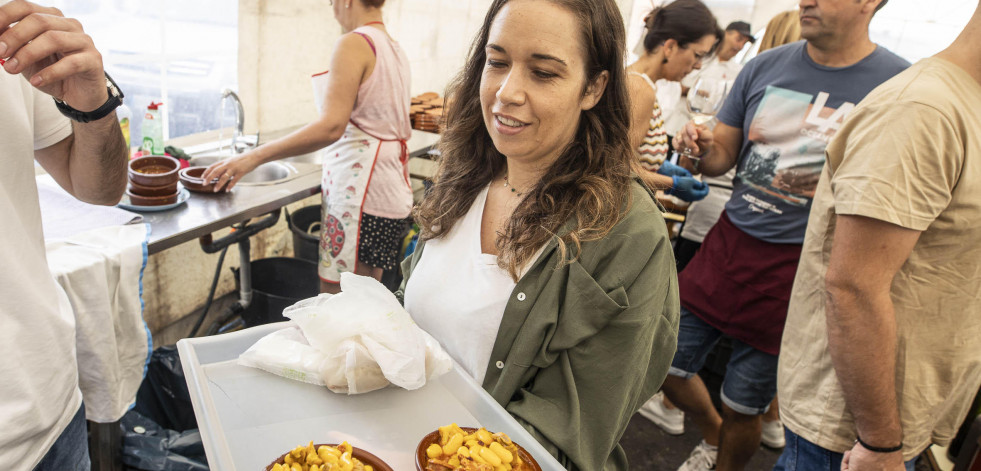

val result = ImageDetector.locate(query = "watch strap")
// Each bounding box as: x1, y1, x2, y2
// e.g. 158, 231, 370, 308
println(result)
855, 436, 903, 454
54, 72, 125, 123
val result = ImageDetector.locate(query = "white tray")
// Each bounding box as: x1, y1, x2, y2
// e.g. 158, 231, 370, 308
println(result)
177, 322, 565, 470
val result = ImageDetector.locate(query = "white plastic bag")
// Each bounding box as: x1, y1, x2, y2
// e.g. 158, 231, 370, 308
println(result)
238, 273, 452, 394
238, 326, 327, 386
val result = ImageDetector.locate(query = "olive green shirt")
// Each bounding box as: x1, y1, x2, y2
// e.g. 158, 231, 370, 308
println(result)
398, 179, 680, 470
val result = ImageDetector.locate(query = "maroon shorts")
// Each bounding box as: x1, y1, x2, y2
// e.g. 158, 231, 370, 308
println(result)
677, 212, 802, 355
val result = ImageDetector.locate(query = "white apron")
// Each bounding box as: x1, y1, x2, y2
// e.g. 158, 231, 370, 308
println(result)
312, 72, 407, 283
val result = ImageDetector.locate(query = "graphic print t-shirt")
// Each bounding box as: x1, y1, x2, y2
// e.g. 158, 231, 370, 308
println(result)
718, 41, 909, 243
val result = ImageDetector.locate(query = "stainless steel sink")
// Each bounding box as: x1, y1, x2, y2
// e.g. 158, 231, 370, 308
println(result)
239, 162, 292, 184
186, 155, 298, 186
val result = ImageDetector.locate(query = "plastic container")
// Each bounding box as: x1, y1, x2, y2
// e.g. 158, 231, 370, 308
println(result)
175, 323, 565, 471
141, 101, 165, 155
238, 257, 319, 327
286, 206, 321, 263
117, 101, 132, 152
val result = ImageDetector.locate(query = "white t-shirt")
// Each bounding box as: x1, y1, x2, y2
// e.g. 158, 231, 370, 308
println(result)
405, 186, 534, 385
0, 71, 81, 469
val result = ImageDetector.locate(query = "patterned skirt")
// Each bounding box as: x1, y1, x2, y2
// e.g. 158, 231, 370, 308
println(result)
356, 213, 408, 271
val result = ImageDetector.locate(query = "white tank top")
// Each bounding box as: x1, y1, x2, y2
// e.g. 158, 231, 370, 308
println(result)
349, 25, 413, 219
404, 186, 515, 384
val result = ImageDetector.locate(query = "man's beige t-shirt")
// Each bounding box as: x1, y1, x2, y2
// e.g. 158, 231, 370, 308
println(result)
779, 57, 981, 461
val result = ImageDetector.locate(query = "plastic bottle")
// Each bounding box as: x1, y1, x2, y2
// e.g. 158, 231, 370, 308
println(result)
116, 100, 132, 157
141, 101, 164, 155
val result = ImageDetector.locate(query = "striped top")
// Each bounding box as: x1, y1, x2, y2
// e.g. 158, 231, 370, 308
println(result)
630, 71, 669, 171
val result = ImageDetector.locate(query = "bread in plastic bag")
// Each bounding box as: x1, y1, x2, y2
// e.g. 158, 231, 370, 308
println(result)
238, 272, 452, 394
238, 326, 326, 386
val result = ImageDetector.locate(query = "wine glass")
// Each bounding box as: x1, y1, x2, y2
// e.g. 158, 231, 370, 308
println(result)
680, 77, 729, 164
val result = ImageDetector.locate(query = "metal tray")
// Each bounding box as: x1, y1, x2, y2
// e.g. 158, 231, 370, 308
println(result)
177, 322, 564, 470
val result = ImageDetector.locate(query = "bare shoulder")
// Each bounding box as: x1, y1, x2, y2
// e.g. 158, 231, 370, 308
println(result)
626, 73, 655, 103
332, 31, 375, 63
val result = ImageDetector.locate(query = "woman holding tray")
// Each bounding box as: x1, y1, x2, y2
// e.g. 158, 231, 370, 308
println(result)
399, 0, 680, 469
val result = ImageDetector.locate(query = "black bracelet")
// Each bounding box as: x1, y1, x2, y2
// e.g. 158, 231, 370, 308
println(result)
856, 436, 903, 453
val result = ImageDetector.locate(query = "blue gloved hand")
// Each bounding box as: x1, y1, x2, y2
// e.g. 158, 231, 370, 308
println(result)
667, 175, 710, 202
656, 161, 692, 178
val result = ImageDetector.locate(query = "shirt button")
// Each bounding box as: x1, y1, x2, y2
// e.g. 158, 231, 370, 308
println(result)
496, 361, 505, 369
516, 292, 526, 301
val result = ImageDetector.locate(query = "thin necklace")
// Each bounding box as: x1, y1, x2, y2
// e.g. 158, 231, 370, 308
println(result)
503, 174, 523, 197
363, 21, 384, 27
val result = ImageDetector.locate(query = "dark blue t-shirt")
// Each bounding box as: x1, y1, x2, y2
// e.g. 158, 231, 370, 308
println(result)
717, 40, 909, 243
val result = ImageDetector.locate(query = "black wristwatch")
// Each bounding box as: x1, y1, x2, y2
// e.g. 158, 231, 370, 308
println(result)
53, 72, 124, 123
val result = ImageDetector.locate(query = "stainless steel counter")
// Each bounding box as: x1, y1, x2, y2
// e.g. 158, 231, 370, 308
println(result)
144, 130, 440, 254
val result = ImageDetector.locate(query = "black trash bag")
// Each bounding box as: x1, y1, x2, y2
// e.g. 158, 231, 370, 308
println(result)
120, 410, 208, 471
134, 346, 198, 432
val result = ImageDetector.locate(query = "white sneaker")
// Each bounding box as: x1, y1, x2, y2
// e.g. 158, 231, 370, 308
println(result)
638, 392, 685, 435
678, 440, 718, 471
761, 419, 786, 448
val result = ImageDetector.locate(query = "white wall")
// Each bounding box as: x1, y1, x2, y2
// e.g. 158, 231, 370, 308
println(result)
239, 0, 340, 135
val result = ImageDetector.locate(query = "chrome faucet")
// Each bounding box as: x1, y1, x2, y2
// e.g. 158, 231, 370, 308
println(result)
220, 88, 257, 154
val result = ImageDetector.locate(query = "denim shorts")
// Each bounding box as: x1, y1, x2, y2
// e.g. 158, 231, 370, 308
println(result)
668, 306, 779, 415
34, 405, 90, 471
773, 428, 916, 471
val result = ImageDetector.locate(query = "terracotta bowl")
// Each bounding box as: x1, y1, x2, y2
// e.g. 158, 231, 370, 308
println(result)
265, 444, 393, 471
125, 187, 178, 206
128, 179, 178, 197
179, 166, 217, 193
415, 427, 541, 471
129, 155, 180, 187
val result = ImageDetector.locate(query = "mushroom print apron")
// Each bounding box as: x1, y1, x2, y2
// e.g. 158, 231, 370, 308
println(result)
312, 70, 408, 284
317, 125, 383, 283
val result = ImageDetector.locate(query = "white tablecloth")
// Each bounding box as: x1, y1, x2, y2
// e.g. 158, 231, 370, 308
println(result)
46, 223, 151, 423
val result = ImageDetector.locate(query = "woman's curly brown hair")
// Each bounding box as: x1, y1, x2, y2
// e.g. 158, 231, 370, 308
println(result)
413, 0, 634, 280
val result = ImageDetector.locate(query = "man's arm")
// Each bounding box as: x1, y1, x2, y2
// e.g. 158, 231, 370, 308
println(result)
826, 214, 921, 470
1, 0, 128, 205
35, 118, 127, 206
674, 120, 743, 177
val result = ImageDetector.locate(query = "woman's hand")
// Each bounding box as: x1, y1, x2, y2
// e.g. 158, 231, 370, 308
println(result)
667, 175, 709, 202
201, 152, 261, 192
655, 161, 691, 178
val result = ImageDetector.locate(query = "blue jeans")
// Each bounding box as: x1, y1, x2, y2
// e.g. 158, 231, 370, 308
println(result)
668, 306, 779, 415
774, 428, 916, 471
34, 405, 90, 471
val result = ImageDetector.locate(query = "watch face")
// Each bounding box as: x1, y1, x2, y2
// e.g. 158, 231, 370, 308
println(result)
105, 73, 123, 99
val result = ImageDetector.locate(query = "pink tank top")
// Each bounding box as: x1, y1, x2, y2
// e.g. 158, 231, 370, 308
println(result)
350, 26, 413, 219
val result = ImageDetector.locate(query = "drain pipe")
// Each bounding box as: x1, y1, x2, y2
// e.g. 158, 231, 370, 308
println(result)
198, 209, 281, 336
236, 235, 253, 310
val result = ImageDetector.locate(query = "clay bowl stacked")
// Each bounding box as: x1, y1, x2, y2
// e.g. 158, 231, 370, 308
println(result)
128, 155, 180, 206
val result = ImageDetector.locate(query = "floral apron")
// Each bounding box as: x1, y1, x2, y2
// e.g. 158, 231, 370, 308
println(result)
312, 71, 408, 284
317, 125, 382, 283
